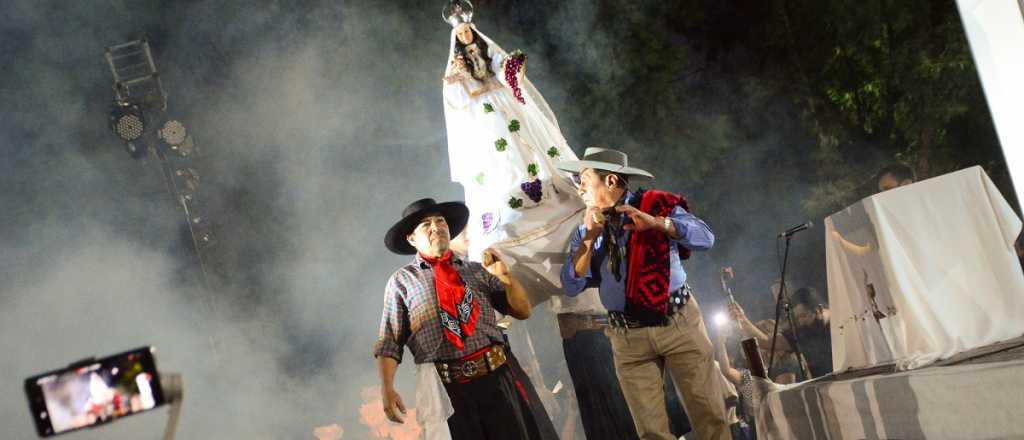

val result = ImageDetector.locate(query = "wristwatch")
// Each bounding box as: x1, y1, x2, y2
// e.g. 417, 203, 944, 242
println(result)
662, 216, 672, 233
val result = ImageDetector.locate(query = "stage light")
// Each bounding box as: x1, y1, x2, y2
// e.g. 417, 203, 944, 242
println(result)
104, 38, 216, 289
160, 120, 187, 146
714, 311, 728, 327
109, 103, 145, 141
159, 119, 195, 157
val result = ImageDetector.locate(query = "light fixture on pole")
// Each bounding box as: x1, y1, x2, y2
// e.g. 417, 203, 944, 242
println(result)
103, 37, 215, 285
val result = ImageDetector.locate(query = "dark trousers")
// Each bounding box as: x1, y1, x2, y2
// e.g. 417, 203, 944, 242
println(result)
563, 329, 691, 440
444, 363, 557, 440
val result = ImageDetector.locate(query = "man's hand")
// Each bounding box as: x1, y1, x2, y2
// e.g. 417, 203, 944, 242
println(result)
583, 206, 606, 241
482, 248, 511, 284
728, 302, 749, 324
381, 386, 407, 423
484, 248, 531, 319
617, 205, 661, 232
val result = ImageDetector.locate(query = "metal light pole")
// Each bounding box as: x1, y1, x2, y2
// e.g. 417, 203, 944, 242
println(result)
104, 38, 215, 288
104, 38, 223, 373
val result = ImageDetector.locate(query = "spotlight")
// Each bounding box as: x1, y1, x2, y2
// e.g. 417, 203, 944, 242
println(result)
159, 120, 187, 146
109, 103, 145, 141
160, 120, 195, 157
713, 311, 728, 328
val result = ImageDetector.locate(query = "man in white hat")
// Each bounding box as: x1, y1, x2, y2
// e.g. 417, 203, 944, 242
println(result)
375, 198, 558, 440
558, 148, 730, 440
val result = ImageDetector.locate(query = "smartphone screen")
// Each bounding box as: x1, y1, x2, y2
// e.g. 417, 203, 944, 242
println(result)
24, 346, 166, 437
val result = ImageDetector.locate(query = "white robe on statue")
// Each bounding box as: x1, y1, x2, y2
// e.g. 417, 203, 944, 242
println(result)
442, 26, 585, 308
441, 26, 598, 435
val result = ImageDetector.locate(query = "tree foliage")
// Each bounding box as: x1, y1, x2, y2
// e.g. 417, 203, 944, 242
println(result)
478, 0, 1013, 294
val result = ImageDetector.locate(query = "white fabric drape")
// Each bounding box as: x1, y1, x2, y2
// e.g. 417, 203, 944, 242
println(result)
442, 25, 583, 296
416, 363, 455, 440
827, 166, 1024, 372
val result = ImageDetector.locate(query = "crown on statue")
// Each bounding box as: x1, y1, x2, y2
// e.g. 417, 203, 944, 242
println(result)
442, 0, 474, 27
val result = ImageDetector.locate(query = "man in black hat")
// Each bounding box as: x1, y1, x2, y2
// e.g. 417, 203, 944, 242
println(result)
558, 148, 730, 440
374, 198, 557, 439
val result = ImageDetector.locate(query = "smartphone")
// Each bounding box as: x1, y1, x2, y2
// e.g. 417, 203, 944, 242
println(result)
24, 346, 166, 437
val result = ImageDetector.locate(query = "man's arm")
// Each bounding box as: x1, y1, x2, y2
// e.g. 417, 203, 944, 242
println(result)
830, 230, 872, 257
617, 205, 714, 250
377, 356, 406, 423
561, 208, 603, 297
728, 303, 794, 353
666, 206, 714, 250
714, 332, 744, 385
374, 275, 411, 423
482, 249, 530, 319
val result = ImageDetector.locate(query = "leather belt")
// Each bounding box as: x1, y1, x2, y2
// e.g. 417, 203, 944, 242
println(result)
557, 314, 610, 339
609, 286, 691, 329
436, 345, 507, 384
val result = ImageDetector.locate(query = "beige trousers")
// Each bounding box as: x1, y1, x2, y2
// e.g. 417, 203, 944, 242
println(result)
606, 295, 730, 440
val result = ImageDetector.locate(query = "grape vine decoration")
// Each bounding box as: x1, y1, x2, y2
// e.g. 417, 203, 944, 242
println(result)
483, 103, 494, 113
547, 147, 559, 158
508, 119, 520, 133
504, 50, 527, 105
495, 138, 508, 152
481, 212, 496, 234
520, 163, 543, 203
508, 197, 524, 209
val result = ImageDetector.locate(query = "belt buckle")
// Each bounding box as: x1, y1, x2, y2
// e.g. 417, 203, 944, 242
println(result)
460, 360, 480, 378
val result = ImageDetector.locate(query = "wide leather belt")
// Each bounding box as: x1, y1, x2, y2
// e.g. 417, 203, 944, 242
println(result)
436, 344, 507, 384
557, 314, 610, 339
609, 286, 691, 329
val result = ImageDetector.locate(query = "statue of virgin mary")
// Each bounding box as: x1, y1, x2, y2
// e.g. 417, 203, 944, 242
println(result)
441, 2, 587, 306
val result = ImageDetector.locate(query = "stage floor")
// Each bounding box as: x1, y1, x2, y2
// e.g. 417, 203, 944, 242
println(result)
756, 335, 1024, 439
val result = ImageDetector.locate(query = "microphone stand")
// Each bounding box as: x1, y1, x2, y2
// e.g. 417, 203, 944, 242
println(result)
161, 372, 184, 440
768, 234, 812, 381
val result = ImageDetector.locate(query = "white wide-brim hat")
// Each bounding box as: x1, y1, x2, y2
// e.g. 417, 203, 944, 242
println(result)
556, 147, 654, 183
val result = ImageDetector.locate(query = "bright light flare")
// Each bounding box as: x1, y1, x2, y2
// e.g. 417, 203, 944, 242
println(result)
713, 311, 728, 327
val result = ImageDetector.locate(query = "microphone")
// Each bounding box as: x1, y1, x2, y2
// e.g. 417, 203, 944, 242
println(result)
778, 221, 814, 238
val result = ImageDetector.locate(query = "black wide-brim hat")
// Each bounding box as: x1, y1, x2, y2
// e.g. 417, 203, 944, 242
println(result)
384, 198, 470, 255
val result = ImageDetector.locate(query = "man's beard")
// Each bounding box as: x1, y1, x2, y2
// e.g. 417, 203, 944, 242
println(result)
430, 237, 450, 253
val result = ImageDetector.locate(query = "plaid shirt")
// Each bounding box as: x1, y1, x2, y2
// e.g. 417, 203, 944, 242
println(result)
374, 253, 511, 364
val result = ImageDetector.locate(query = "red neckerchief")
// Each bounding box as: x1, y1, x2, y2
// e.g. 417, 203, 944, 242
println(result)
421, 251, 479, 351
625, 190, 689, 315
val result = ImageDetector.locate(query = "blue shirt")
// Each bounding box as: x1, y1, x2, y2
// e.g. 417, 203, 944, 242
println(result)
560, 191, 715, 312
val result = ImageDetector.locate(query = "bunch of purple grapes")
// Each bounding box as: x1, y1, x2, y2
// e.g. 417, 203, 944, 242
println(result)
505, 52, 526, 105
520, 179, 543, 203
481, 212, 495, 233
